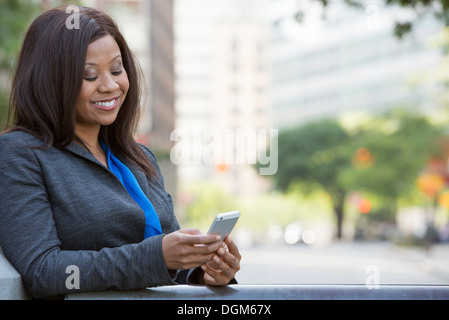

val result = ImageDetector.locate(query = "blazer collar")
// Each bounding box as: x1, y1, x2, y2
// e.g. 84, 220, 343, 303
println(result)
65, 141, 98, 164
64, 141, 150, 195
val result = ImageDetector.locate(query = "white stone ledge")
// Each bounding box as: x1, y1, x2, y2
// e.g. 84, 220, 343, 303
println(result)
0, 248, 31, 300
66, 284, 449, 300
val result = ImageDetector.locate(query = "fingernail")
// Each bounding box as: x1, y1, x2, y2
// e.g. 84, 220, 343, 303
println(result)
218, 248, 224, 255
216, 235, 222, 241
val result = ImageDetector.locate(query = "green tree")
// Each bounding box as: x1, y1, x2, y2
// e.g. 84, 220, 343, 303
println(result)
311, 0, 449, 38
339, 109, 442, 219
273, 119, 353, 239
382, 0, 449, 38
0, 0, 40, 129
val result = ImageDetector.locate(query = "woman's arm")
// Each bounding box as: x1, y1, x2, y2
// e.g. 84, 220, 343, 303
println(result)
0, 136, 176, 298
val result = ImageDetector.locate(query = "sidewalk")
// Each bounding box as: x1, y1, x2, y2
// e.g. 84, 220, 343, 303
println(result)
236, 241, 449, 285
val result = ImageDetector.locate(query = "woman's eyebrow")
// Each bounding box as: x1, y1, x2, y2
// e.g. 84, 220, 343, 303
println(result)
85, 54, 122, 66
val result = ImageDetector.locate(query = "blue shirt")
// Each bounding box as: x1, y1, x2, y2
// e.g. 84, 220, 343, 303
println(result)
100, 141, 162, 239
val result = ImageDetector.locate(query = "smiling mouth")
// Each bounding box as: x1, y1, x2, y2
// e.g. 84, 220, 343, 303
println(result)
91, 96, 120, 111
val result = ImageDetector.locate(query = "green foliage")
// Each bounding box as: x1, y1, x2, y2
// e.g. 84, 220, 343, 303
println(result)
275, 119, 351, 193
238, 190, 332, 231
0, 0, 40, 69
179, 181, 333, 235
339, 109, 442, 209
179, 182, 239, 231
0, 90, 9, 130
385, 0, 449, 38
267, 109, 442, 238
273, 119, 352, 238
315, 0, 449, 38
0, 0, 40, 130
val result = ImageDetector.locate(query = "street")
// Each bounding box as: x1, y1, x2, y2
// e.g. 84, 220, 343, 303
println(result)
236, 241, 449, 285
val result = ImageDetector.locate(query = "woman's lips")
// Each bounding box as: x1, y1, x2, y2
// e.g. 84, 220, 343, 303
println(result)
91, 96, 120, 111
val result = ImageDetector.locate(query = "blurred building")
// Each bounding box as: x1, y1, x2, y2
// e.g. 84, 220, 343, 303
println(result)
146, 0, 176, 153
174, 0, 272, 196
145, 0, 177, 200
270, 0, 443, 129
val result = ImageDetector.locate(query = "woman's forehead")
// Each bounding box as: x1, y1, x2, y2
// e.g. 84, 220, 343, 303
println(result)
85, 35, 121, 65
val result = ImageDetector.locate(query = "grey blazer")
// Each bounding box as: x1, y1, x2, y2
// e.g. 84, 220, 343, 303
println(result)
0, 130, 198, 298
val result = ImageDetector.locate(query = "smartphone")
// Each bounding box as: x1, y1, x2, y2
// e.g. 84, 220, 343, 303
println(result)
207, 210, 240, 238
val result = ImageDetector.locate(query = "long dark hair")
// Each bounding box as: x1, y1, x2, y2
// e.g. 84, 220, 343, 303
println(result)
5, 6, 157, 179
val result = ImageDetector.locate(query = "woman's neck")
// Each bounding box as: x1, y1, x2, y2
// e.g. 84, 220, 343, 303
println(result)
75, 124, 100, 149
75, 124, 108, 168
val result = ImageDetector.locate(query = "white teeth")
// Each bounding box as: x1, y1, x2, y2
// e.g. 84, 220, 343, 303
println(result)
94, 99, 116, 107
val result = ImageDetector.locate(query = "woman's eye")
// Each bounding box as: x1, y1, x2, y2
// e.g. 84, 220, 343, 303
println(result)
83, 69, 121, 81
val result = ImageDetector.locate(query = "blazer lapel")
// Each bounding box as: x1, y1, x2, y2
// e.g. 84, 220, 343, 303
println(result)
64, 141, 150, 195
64, 141, 106, 167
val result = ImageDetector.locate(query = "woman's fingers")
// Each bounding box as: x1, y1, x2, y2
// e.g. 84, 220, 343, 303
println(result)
162, 228, 242, 281
201, 255, 234, 285
201, 236, 241, 285
220, 236, 241, 269
225, 236, 241, 261
176, 228, 201, 235
162, 229, 224, 270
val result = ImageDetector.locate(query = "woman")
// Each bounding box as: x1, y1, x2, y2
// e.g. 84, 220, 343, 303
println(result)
0, 6, 240, 299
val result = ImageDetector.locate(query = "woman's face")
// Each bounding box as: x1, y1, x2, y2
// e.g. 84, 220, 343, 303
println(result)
75, 35, 129, 130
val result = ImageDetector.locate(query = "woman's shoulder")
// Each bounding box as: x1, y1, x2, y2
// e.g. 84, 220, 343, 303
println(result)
0, 130, 42, 146
0, 131, 45, 170
0, 130, 47, 162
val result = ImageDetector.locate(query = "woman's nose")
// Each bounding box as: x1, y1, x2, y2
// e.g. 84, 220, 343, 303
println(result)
98, 74, 119, 92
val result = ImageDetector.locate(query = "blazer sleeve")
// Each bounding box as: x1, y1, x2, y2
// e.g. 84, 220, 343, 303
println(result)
137, 144, 203, 285
0, 137, 179, 298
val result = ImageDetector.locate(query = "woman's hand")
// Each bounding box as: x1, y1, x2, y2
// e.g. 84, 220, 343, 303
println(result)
200, 236, 241, 286
162, 229, 224, 270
